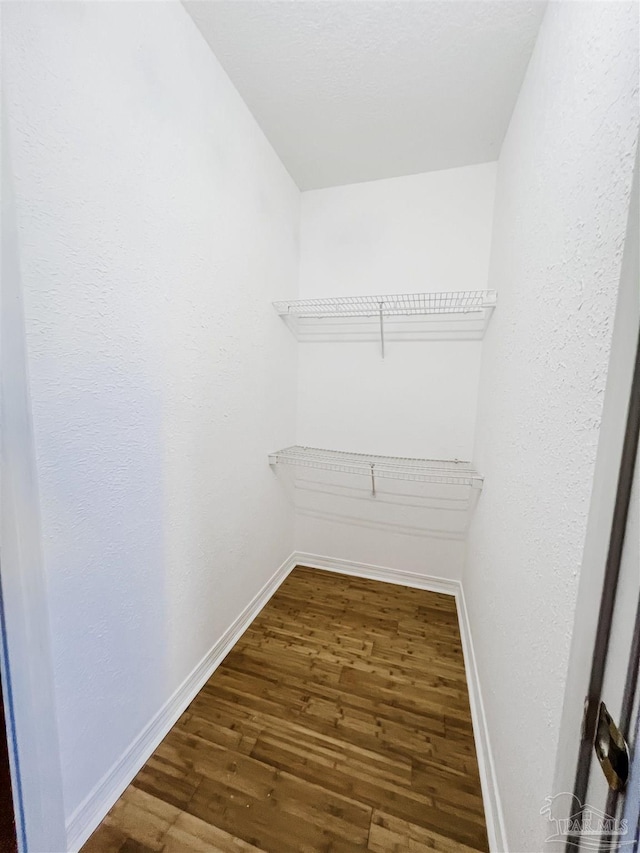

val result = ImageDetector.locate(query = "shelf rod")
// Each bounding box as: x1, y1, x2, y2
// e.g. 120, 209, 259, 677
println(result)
379, 301, 385, 359
370, 463, 376, 497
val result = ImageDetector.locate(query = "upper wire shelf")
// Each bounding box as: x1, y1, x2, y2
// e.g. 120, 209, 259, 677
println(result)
273, 290, 496, 318
273, 291, 496, 356
269, 445, 483, 495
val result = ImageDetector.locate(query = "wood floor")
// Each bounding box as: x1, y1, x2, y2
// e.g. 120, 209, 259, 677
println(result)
82, 566, 489, 853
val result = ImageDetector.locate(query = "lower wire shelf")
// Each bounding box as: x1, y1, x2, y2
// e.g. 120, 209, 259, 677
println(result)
268, 445, 483, 495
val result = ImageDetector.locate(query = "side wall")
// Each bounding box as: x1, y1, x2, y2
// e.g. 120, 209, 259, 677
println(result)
462, 3, 639, 850
2, 0, 299, 840
553, 146, 639, 820
1, 86, 67, 853
294, 163, 496, 579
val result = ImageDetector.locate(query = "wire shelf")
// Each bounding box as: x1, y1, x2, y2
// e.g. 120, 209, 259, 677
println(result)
273, 291, 496, 319
269, 445, 483, 492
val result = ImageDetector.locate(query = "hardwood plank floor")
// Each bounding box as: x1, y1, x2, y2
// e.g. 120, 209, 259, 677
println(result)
82, 566, 489, 853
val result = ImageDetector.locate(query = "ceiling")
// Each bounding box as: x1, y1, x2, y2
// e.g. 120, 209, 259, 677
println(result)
185, 1, 546, 191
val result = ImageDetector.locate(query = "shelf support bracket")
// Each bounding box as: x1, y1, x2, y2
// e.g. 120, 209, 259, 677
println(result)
370, 463, 376, 497
379, 302, 385, 359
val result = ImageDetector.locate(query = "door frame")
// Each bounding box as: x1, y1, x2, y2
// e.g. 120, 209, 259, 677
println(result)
568, 330, 640, 847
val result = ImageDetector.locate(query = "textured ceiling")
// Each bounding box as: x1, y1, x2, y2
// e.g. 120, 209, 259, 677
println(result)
184, 1, 546, 190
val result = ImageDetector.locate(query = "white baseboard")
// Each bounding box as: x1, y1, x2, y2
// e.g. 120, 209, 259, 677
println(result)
456, 583, 507, 852
293, 551, 459, 596
294, 551, 506, 853
65, 553, 297, 853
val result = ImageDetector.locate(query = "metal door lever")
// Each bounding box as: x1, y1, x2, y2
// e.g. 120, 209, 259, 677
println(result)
594, 701, 629, 791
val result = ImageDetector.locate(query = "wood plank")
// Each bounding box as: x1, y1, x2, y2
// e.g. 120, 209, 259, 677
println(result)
162, 811, 267, 853
82, 825, 130, 853
368, 810, 486, 853
84, 787, 181, 853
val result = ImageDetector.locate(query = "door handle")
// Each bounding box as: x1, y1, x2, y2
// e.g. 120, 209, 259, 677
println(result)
594, 701, 629, 792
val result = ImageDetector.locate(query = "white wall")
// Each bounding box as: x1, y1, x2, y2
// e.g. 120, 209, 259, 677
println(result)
2, 1, 299, 843
294, 164, 496, 578
462, 3, 639, 851
1, 89, 67, 853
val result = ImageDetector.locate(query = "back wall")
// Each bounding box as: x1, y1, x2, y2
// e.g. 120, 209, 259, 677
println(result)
294, 163, 497, 578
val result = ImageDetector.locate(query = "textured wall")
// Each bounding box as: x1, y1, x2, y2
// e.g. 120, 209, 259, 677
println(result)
1, 95, 67, 851
463, 3, 639, 850
295, 164, 496, 577
552, 148, 639, 817
3, 0, 299, 824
